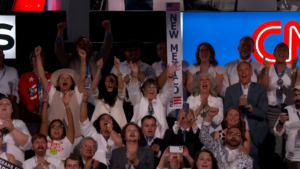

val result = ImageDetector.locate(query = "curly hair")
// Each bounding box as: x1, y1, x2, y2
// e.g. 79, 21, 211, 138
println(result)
224, 107, 247, 142
48, 119, 66, 139
191, 72, 219, 97
0, 97, 20, 119
120, 122, 143, 145
194, 42, 218, 67
98, 74, 119, 107
193, 149, 218, 169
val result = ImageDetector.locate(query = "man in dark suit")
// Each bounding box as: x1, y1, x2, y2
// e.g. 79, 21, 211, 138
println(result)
110, 122, 154, 169
139, 115, 167, 169
78, 137, 107, 169
163, 110, 202, 167
224, 61, 268, 169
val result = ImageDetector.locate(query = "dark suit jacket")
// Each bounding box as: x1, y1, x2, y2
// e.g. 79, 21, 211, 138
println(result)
163, 127, 202, 167
110, 146, 154, 169
80, 157, 107, 169
224, 82, 268, 152
139, 136, 167, 169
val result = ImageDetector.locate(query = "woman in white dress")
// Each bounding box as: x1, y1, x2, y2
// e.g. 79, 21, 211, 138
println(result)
127, 62, 178, 138
0, 97, 31, 166
40, 91, 75, 162
0, 130, 16, 164
186, 42, 224, 93
187, 72, 223, 134
90, 56, 126, 129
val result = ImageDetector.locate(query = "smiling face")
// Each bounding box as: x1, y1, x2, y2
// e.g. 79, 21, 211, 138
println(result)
57, 74, 74, 92
32, 137, 47, 156
0, 98, 12, 120
142, 118, 157, 138
237, 62, 253, 85
79, 139, 96, 158
198, 44, 211, 62
274, 44, 289, 63
50, 121, 64, 140
105, 75, 117, 93
196, 152, 213, 169
142, 83, 158, 100
198, 74, 211, 94
99, 114, 113, 133
226, 109, 240, 127
238, 37, 254, 60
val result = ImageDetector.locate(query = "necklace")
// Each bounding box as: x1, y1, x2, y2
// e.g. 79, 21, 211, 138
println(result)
224, 149, 238, 167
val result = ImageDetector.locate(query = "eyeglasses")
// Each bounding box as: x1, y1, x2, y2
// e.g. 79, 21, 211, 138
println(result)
100, 117, 112, 121
81, 145, 96, 149
50, 125, 64, 129
125, 48, 140, 53
66, 164, 80, 168
126, 129, 138, 133
199, 49, 210, 53
228, 132, 241, 137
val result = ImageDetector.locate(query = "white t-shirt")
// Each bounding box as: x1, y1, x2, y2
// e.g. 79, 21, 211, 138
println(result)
46, 136, 72, 160
23, 156, 64, 169
48, 85, 83, 105
187, 64, 225, 78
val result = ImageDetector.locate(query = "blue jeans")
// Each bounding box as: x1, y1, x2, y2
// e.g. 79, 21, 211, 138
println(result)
124, 0, 153, 10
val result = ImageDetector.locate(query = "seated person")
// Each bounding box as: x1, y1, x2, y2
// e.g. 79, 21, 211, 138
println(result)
0, 130, 16, 164
193, 149, 218, 169
65, 156, 83, 169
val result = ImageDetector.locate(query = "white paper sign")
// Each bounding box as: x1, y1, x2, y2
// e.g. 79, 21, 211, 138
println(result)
0, 15, 16, 59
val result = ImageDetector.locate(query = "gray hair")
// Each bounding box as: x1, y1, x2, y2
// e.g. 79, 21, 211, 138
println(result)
79, 136, 98, 150
192, 72, 219, 97
236, 61, 253, 72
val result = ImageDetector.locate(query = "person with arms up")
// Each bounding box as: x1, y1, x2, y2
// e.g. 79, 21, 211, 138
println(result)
274, 84, 300, 169
260, 43, 297, 158
39, 91, 75, 162
224, 61, 268, 169
127, 62, 178, 138
19, 49, 52, 136
23, 134, 64, 169
221, 36, 264, 98
35, 46, 86, 154
110, 122, 154, 169
0, 97, 32, 166
200, 108, 253, 169
0, 46, 19, 103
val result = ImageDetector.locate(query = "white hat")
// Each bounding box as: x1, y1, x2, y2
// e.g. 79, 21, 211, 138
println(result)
292, 83, 300, 91
50, 69, 80, 87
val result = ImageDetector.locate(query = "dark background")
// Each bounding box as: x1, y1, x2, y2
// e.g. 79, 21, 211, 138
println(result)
1, 11, 167, 77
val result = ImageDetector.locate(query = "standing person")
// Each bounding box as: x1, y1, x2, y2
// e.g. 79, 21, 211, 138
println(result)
0, 46, 19, 103
200, 109, 253, 169
260, 43, 297, 158
0, 97, 32, 166
221, 36, 264, 98
186, 42, 224, 94
39, 91, 75, 161
110, 122, 154, 169
90, 56, 127, 129
224, 61, 268, 169
19, 49, 52, 136
274, 84, 300, 169
55, 20, 113, 120
23, 134, 64, 169
35, 46, 86, 154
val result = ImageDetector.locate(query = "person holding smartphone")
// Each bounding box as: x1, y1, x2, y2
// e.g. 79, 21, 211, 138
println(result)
274, 84, 300, 169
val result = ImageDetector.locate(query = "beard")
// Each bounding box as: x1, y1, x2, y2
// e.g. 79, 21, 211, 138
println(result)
226, 138, 240, 148
295, 100, 300, 109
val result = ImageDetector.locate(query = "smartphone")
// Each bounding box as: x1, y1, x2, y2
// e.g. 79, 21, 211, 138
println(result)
182, 103, 189, 115
1, 128, 9, 135
282, 109, 289, 116
170, 146, 183, 153
151, 139, 160, 146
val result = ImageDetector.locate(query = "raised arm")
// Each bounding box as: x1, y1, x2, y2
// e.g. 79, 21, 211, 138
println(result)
291, 57, 298, 87
186, 71, 194, 93
91, 58, 103, 91
35, 46, 49, 91
114, 56, 124, 90
127, 62, 142, 105
157, 147, 170, 169
63, 92, 75, 144
77, 48, 87, 93
156, 68, 168, 89
106, 122, 123, 147
80, 91, 91, 123
39, 91, 49, 137
259, 56, 270, 90
96, 20, 113, 63
55, 22, 72, 68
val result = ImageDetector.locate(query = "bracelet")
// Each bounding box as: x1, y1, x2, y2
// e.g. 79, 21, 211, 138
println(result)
42, 98, 47, 102
117, 73, 123, 76
128, 74, 131, 81
64, 104, 69, 108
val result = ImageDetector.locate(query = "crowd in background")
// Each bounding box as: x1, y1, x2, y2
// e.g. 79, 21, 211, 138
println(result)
0, 19, 300, 169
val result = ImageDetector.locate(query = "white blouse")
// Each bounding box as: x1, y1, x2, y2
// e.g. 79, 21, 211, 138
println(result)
188, 64, 225, 78
23, 156, 64, 169
127, 82, 173, 138
91, 85, 127, 129
187, 94, 224, 134
46, 136, 72, 160
3, 119, 32, 165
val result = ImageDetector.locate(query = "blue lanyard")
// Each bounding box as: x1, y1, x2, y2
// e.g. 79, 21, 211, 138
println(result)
0, 67, 6, 80
237, 59, 252, 64
33, 71, 43, 93
296, 112, 300, 121
144, 136, 154, 146
86, 61, 91, 77
101, 133, 110, 142
274, 64, 287, 79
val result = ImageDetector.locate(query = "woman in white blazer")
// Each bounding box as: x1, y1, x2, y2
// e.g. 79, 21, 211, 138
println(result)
90, 56, 127, 129
127, 61, 178, 138
187, 72, 223, 134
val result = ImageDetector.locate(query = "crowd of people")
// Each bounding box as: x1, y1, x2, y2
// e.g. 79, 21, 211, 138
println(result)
0, 19, 299, 169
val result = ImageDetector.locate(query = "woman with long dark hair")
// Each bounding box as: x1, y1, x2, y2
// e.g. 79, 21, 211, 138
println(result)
90, 56, 126, 129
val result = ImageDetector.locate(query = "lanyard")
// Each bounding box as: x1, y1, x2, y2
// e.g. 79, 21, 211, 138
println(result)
101, 133, 111, 142
144, 136, 154, 146
274, 64, 287, 79
296, 112, 300, 121
161, 62, 167, 70
237, 59, 252, 64
207, 64, 210, 72
33, 71, 43, 94
0, 67, 6, 81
